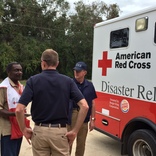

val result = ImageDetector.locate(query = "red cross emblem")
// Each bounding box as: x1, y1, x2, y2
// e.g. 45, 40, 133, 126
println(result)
98, 51, 112, 76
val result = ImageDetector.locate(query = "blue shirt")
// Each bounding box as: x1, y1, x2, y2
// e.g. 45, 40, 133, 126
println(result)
69, 78, 97, 123
18, 70, 84, 124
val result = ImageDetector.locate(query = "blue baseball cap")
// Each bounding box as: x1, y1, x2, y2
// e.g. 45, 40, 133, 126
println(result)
73, 62, 87, 71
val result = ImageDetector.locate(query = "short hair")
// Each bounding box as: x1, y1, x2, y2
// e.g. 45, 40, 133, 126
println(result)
41, 49, 59, 66
6, 62, 20, 73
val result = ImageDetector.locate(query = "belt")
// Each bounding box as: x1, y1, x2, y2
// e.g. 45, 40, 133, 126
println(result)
35, 123, 66, 128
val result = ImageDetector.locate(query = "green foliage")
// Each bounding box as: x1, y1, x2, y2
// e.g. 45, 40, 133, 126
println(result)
0, 42, 16, 78
0, 0, 120, 80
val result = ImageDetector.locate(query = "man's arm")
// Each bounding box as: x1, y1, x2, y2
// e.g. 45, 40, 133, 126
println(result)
72, 99, 89, 133
0, 88, 14, 117
0, 109, 15, 117
15, 103, 32, 144
15, 103, 26, 131
89, 100, 96, 131
66, 98, 88, 145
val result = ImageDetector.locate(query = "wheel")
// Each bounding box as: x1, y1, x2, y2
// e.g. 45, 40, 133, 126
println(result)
127, 129, 156, 156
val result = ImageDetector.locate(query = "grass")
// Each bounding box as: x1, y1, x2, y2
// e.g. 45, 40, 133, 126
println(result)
20, 80, 27, 86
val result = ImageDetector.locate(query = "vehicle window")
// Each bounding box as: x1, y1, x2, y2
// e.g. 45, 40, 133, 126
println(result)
110, 28, 129, 49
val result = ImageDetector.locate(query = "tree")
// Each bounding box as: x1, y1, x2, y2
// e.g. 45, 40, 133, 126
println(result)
66, 1, 120, 78
0, 0, 70, 79
0, 0, 120, 79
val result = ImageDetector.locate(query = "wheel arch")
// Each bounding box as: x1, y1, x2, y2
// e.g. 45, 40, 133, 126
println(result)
121, 117, 156, 155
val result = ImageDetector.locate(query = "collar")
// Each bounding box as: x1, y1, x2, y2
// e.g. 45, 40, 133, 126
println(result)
74, 78, 84, 85
73, 78, 89, 87
42, 69, 58, 72
8, 77, 19, 88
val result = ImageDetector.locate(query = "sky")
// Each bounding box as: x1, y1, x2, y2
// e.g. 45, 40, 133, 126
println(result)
68, 0, 156, 16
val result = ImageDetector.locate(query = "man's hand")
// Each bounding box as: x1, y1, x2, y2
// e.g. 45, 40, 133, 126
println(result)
22, 127, 33, 145
89, 120, 95, 131
65, 130, 77, 146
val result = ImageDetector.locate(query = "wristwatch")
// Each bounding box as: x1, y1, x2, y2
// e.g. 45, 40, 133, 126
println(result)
91, 117, 96, 121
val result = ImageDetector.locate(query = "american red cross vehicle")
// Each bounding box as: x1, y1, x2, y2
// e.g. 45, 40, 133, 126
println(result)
92, 5, 156, 156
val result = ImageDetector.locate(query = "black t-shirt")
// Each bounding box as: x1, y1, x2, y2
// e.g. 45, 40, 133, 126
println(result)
19, 69, 84, 124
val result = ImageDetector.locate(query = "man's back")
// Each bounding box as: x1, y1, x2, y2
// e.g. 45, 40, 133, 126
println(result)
19, 69, 83, 124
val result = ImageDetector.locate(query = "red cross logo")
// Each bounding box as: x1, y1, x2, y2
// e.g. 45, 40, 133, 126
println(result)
98, 51, 112, 76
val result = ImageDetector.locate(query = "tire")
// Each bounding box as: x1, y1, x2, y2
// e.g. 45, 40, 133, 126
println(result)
127, 129, 156, 156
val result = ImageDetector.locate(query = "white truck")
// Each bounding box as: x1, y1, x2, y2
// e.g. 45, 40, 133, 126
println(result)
92, 5, 156, 156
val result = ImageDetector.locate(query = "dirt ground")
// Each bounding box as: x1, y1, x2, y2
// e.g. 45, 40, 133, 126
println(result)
19, 123, 123, 156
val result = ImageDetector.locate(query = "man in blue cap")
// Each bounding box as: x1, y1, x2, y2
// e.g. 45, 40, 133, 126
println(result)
68, 61, 97, 156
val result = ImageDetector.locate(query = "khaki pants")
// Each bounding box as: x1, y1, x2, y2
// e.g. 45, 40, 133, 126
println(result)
68, 110, 88, 156
31, 125, 69, 156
